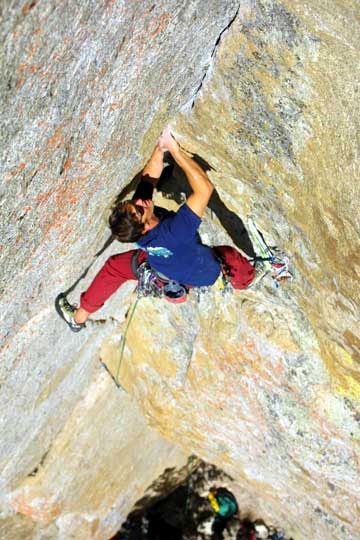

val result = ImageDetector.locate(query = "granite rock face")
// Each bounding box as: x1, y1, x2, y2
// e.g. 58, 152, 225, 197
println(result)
0, 0, 359, 539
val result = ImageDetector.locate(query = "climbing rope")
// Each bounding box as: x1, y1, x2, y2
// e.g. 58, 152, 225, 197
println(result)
110, 264, 187, 389
114, 295, 140, 387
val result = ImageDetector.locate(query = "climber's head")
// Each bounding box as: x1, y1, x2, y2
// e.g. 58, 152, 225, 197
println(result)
109, 199, 155, 242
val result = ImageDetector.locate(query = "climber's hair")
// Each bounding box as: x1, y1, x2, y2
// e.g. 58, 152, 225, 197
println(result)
109, 200, 144, 242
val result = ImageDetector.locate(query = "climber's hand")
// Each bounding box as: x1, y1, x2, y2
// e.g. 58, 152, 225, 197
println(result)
158, 127, 180, 156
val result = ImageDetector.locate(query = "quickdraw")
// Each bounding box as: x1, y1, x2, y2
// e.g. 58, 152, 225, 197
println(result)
246, 217, 293, 287
136, 261, 188, 301
137, 261, 166, 298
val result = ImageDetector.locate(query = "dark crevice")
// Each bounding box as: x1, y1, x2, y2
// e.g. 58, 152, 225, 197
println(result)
91, 318, 107, 325
27, 449, 49, 477
112, 35, 126, 64
89, 315, 122, 327
59, 135, 74, 176
210, 4, 240, 59
20, 167, 38, 194
99, 358, 126, 391
39, 450, 49, 466
59, 146, 70, 176
191, 3, 240, 108
90, 318, 113, 325
26, 168, 38, 188
59, 154, 68, 176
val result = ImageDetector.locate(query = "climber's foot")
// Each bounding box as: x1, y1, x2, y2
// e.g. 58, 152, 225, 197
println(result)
55, 293, 86, 333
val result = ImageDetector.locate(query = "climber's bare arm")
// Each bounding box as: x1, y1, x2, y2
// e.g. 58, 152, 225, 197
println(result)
158, 128, 213, 217
141, 144, 165, 186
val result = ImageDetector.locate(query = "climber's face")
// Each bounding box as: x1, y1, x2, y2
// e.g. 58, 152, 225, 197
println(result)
133, 198, 156, 232
134, 198, 153, 220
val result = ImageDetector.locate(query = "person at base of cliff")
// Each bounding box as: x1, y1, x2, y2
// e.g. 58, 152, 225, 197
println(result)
55, 128, 255, 332
208, 486, 239, 540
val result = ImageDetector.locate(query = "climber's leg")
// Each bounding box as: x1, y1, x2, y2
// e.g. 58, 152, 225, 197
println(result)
213, 245, 255, 289
77, 249, 147, 317
56, 250, 146, 331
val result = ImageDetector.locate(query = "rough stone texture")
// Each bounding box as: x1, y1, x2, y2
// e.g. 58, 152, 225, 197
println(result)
0, 0, 359, 539
1, 367, 190, 539
0, 1, 237, 537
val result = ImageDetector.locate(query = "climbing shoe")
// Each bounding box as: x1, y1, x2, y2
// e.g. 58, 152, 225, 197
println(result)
55, 293, 85, 333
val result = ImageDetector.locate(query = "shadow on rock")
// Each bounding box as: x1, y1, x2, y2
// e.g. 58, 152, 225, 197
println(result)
129, 153, 257, 258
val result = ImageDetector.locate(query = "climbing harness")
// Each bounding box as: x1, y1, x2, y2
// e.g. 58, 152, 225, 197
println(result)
137, 261, 166, 298
137, 261, 188, 303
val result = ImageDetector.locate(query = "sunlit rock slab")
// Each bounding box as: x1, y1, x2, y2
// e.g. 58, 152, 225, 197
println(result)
0, 0, 238, 535
1, 367, 188, 540
100, 0, 359, 538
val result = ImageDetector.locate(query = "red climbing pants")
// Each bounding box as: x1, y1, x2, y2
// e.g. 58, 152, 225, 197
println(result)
213, 246, 255, 289
80, 250, 146, 313
79, 246, 255, 313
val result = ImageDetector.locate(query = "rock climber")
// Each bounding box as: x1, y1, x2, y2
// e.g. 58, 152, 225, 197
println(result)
56, 128, 255, 332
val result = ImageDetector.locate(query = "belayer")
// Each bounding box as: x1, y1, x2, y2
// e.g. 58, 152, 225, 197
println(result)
56, 128, 255, 332
208, 486, 239, 538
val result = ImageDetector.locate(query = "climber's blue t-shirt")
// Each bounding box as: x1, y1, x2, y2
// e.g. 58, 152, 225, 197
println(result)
136, 203, 221, 286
